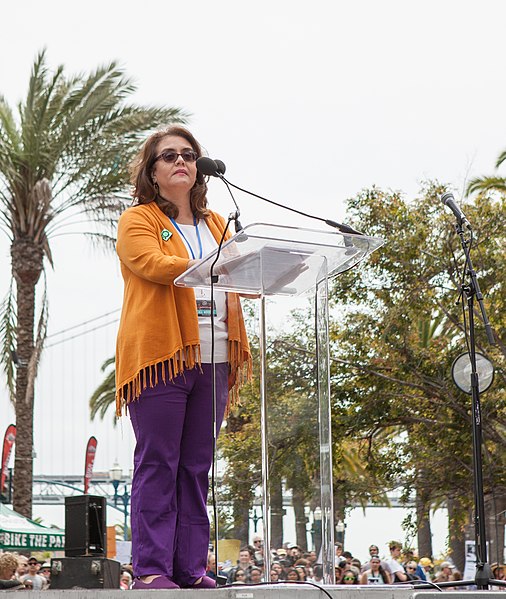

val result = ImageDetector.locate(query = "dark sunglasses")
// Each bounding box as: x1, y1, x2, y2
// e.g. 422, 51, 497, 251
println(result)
154, 150, 198, 164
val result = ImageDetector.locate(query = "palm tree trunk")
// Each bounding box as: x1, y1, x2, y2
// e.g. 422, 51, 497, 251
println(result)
11, 238, 43, 518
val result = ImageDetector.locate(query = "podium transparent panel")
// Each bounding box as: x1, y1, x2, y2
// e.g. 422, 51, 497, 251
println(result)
174, 222, 384, 584
175, 223, 384, 296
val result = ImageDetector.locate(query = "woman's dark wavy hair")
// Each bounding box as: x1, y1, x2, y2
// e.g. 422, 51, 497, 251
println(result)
130, 126, 209, 219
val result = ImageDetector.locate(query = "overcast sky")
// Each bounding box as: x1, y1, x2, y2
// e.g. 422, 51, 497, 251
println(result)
0, 0, 504, 552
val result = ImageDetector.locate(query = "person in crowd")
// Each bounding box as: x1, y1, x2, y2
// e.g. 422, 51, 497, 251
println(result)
21, 557, 47, 590
351, 558, 362, 571
361, 544, 392, 575
491, 562, 505, 589
120, 570, 132, 589
270, 568, 280, 582
227, 547, 254, 583
306, 551, 317, 565
360, 556, 392, 584
310, 564, 324, 584
15, 555, 28, 580
294, 564, 308, 581
340, 567, 359, 584
249, 567, 263, 584
230, 569, 247, 584
335, 565, 343, 582
288, 545, 302, 565
450, 569, 463, 589
275, 548, 288, 561
404, 561, 420, 581
279, 559, 293, 579
252, 535, 264, 566
335, 542, 343, 560
433, 561, 454, 583
39, 562, 51, 587
0, 552, 24, 590
271, 561, 283, 579
0, 553, 20, 581
285, 567, 301, 582
115, 126, 251, 590
385, 541, 408, 583
416, 557, 433, 581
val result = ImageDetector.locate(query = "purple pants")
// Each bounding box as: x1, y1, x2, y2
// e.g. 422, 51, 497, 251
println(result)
128, 363, 228, 585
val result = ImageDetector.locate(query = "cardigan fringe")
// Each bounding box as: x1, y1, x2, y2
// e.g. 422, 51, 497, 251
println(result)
115, 340, 251, 417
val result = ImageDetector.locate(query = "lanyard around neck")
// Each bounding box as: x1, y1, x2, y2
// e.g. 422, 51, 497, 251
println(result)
170, 216, 203, 260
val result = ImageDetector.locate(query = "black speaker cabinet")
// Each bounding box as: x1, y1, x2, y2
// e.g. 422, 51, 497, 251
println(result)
50, 557, 121, 589
65, 495, 106, 557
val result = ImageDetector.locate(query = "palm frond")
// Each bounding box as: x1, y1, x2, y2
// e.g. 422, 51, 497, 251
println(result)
0, 281, 17, 404
495, 149, 506, 169
89, 356, 117, 426
466, 176, 506, 196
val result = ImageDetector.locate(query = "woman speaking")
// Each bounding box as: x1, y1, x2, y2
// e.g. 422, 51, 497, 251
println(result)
115, 126, 251, 590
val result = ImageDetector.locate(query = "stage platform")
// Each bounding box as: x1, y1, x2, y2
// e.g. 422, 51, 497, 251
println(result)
3, 586, 504, 597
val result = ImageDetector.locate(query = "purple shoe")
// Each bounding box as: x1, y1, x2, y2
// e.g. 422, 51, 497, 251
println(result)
132, 575, 180, 590
187, 575, 216, 589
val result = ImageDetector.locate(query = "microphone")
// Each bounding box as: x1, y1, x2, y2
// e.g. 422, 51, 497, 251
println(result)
441, 192, 471, 228
197, 157, 242, 232
196, 156, 220, 177
214, 159, 226, 175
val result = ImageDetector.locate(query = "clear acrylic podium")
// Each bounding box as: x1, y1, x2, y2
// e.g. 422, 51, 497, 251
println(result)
175, 222, 384, 584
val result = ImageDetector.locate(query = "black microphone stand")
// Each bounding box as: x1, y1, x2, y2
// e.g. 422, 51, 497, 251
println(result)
413, 217, 500, 591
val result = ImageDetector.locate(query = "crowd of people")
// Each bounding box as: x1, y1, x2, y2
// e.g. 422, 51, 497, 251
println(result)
1, 540, 506, 589
205, 538, 505, 589
0, 554, 51, 590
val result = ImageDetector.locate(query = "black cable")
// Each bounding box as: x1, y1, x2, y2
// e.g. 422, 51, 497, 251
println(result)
208, 216, 234, 580
219, 174, 363, 236
219, 579, 335, 599
402, 579, 443, 592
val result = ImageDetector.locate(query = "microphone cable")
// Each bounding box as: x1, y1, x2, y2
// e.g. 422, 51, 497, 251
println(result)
208, 214, 234, 583
196, 156, 363, 236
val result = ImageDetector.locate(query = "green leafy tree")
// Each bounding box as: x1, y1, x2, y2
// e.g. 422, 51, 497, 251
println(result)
0, 50, 186, 517
329, 183, 505, 564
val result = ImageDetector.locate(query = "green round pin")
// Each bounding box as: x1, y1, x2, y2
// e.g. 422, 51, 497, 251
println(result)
161, 229, 172, 241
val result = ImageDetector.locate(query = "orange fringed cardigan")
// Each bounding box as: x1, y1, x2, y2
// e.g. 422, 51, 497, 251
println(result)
115, 202, 252, 416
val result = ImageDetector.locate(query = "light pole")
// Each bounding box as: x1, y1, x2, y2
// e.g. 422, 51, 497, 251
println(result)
109, 462, 130, 541
250, 507, 263, 533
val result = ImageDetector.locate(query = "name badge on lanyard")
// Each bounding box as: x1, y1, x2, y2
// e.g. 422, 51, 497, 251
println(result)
196, 298, 217, 317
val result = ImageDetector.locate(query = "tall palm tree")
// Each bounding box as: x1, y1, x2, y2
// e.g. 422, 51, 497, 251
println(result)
0, 50, 187, 517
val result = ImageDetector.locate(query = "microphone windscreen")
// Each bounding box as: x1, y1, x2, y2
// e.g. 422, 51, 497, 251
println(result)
214, 159, 226, 175
196, 156, 219, 176
440, 191, 454, 206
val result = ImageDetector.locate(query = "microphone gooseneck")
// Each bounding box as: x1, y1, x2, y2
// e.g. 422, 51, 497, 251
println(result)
197, 156, 363, 235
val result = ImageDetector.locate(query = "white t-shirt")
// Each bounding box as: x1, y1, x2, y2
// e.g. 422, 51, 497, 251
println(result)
176, 220, 228, 362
